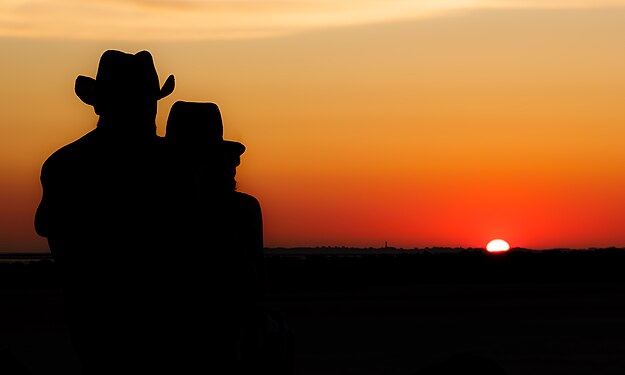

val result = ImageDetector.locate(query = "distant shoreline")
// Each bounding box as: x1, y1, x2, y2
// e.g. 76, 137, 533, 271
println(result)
2, 246, 624, 258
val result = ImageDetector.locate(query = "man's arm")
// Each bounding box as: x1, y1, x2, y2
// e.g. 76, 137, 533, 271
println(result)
34, 163, 50, 238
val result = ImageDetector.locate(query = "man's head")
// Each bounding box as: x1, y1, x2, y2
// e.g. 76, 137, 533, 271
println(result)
75, 50, 175, 127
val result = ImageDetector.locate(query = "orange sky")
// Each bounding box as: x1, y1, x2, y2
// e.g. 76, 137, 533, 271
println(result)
3, 4, 625, 251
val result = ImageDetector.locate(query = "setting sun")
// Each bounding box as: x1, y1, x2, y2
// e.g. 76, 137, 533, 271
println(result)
486, 239, 511, 253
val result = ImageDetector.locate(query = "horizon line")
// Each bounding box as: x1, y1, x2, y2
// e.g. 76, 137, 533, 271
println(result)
3, 246, 625, 256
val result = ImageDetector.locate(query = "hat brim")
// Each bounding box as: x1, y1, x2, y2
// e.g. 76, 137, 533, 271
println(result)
75, 76, 97, 106
221, 140, 246, 156
157, 75, 175, 100
75, 74, 175, 106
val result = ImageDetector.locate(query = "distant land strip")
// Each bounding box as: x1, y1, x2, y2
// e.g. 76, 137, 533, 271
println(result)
3, 246, 625, 260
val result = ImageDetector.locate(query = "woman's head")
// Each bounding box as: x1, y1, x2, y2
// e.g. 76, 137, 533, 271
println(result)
165, 101, 246, 193
193, 153, 239, 193
165, 101, 245, 156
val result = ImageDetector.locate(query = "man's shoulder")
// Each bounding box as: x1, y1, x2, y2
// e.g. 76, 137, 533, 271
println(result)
42, 131, 98, 171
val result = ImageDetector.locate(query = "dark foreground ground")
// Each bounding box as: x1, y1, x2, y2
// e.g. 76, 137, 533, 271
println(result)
1, 249, 625, 374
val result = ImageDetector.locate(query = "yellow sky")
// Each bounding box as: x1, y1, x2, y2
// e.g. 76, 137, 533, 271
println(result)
2, 1, 625, 40
3, 5, 625, 251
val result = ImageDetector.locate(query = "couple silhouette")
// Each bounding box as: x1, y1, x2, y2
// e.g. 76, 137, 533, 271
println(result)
35, 50, 290, 374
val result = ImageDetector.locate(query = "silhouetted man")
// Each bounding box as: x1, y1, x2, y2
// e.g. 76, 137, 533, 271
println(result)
35, 50, 175, 374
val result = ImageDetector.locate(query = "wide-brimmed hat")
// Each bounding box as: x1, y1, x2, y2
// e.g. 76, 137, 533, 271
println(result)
74, 50, 175, 109
166, 101, 246, 157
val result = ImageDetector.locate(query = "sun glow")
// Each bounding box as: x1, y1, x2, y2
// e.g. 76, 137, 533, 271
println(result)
486, 239, 510, 253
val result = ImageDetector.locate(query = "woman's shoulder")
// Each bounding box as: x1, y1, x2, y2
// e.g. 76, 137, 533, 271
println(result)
231, 192, 262, 213
232, 192, 260, 205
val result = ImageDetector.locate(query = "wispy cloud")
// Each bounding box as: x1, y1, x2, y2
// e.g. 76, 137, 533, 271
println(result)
1, 0, 624, 40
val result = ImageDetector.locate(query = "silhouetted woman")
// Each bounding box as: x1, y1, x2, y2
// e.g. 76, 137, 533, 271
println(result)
165, 101, 269, 374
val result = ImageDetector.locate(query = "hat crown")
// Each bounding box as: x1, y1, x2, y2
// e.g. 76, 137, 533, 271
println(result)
166, 101, 245, 156
74, 50, 175, 110
95, 50, 160, 98
166, 101, 223, 145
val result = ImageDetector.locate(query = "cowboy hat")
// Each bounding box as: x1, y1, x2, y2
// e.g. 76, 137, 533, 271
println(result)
166, 101, 246, 157
74, 50, 175, 109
